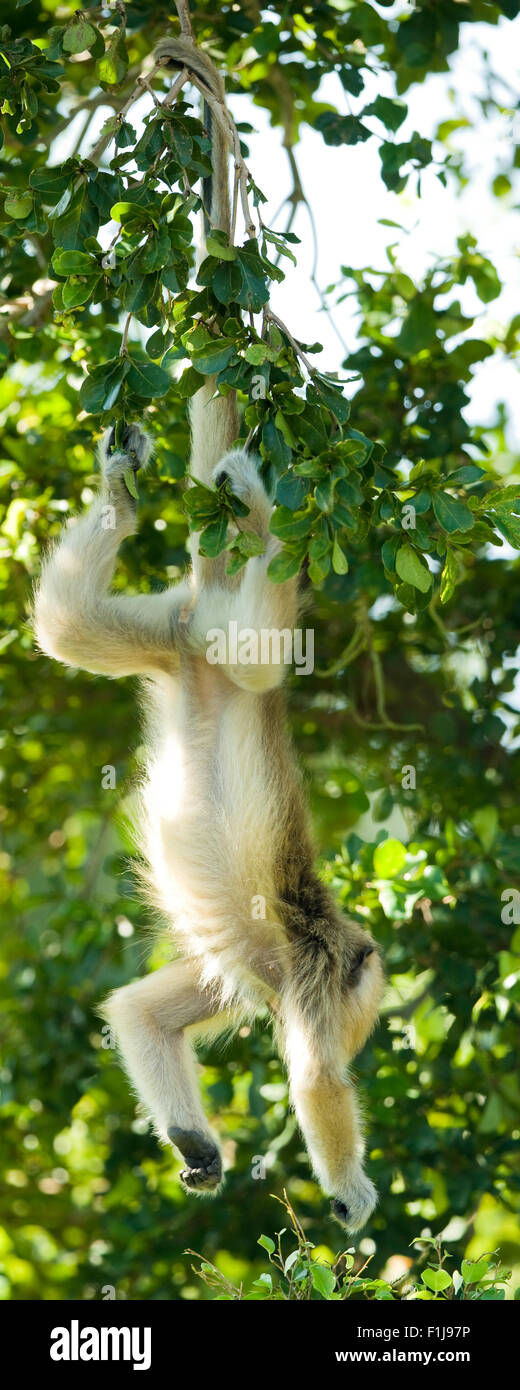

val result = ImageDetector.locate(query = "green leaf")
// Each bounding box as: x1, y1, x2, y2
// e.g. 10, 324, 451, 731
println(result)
62, 275, 100, 310
421, 1268, 453, 1293
308, 536, 331, 583
262, 228, 297, 266
135, 227, 171, 274
123, 469, 138, 500
30, 166, 72, 203
395, 543, 432, 593
461, 1257, 492, 1285
52, 249, 97, 276
62, 18, 97, 53
311, 378, 351, 424
236, 243, 269, 312
440, 548, 457, 604
244, 343, 279, 365
110, 201, 154, 228
198, 515, 229, 557
445, 464, 485, 486
212, 261, 244, 305
116, 120, 137, 149
190, 338, 236, 376
236, 531, 265, 558
251, 1272, 272, 1294
337, 474, 364, 507
276, 472, 307, 510
365, 96, 408, 132
315, 112, 371, 146
381, 535, 400, 572
97, 32, 128, 86
146, 329, 174, 360
472, 805, 499, 851
4, 193, 33, 219
79, 357, 129, 413
125, 357, 170, 399
484, 485, 520, 507
225, 548, 249, 577
51, 180, 98, 249
492, 512, 520, 548
332, 537, 349, 574
373, 839, 407, 879
175, 366, 204, 398
267, 548, 303, 583
397, 301, 438, 354
183, 484, 220, 523
315, 476, 335, 514
258, 1235, 275, 1255
311, 1264, 336, 1298
205, 232, 237, 261
432, 491, 474, 533
261, 417, 291, 472
270, 506, 313, 542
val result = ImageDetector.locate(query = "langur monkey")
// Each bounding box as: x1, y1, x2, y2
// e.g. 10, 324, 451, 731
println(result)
33, 36, 384, 1230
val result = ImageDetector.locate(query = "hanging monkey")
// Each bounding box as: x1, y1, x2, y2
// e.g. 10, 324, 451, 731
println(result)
33, 36, 384, 1230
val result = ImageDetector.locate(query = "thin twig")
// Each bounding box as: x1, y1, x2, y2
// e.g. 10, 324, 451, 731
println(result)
120, 312, 132, 354
315, 626, 366, 678
264, 307, 316, 377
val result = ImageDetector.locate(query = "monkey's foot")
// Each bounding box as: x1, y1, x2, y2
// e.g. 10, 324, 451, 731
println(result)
212, 449, 272, 533
100, 424, 152, 496
330, 1171, 377, 1233
168, 1126, 222, 1192
107, 422, 151, 464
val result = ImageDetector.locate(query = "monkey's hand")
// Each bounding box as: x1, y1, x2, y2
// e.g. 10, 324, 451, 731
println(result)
98, 424, 152, 504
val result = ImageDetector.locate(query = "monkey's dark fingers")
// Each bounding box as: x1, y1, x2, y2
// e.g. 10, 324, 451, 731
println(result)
180, 1164, 221, 1192
214, 469, 230, 489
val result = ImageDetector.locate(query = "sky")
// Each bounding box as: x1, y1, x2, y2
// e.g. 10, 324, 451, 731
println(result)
240, 12, 520, 446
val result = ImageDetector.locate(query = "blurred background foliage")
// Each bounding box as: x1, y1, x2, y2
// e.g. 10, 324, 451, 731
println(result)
0, 0, 519, 1300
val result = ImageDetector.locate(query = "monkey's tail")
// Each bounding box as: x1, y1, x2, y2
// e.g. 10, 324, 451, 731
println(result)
155, 36, 239, 481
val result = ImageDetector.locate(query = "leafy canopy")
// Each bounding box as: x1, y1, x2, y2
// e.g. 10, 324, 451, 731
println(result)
1, 0, 519, 1302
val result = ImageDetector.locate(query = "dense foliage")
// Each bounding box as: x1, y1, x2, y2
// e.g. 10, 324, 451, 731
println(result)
0, 0, 519, 1300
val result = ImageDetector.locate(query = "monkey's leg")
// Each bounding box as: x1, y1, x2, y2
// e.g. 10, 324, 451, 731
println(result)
34, 425, 192, 677
100, 959, 230, 1193
282, 1007, 378, 1233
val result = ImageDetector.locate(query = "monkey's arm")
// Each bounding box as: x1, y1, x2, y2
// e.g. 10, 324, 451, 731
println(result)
34, 427, 190, 678
156, 36, 238, 487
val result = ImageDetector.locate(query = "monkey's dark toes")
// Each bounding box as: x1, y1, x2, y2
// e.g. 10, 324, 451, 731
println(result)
106, 423, 150, 466
331, 1198, 350, 1227
214, 470, 230, 489
168, 1126, 222, 1191
180, 1160, 221, 1191
107, 425, 134, 451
